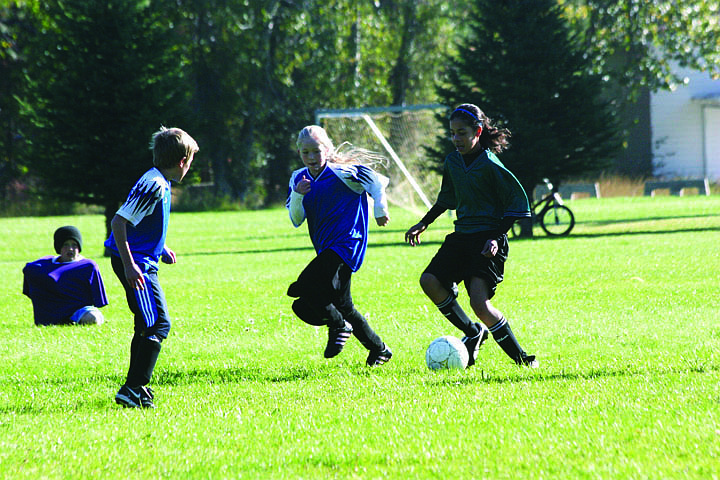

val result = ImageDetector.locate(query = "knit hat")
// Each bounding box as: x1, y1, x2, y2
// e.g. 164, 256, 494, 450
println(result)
53, 226, 82, 253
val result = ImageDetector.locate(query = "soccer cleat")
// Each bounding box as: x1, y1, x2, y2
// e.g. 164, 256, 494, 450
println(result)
115, 385, 155, 409
366, 344, 393, 367
115, 385, 142, 408
461, 322, 489, 367
517, 354, 539, 368
138, 385, 156, 409
324, 320, 353, 358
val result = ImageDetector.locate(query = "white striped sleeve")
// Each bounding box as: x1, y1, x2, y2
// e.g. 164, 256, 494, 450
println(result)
286, 170, 306, 227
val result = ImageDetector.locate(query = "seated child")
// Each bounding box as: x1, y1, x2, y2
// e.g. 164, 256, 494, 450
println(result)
23, 225, 108, 326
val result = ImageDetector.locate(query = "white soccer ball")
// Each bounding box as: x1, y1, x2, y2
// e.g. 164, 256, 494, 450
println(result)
425, 335, 469, 370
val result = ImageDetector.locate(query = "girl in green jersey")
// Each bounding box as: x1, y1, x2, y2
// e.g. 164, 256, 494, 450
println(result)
405, 103, 537, 368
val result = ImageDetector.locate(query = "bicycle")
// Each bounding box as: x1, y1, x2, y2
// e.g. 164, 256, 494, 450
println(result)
511, 178, 575, 237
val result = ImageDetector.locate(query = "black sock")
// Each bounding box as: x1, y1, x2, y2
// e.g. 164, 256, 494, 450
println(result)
436, 294, 479, 337
489, 317, 526, 364
322, 303, 346, 329
126, 335, 162, 387
292, 298, 327, 326
343, 308, 382, 351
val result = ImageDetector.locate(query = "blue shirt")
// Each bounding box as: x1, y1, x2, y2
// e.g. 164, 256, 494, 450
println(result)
286, 163, 389, 272
104, 167, 171, 269
23, 256, 108, 326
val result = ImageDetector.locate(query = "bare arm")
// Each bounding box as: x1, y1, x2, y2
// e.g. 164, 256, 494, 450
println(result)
110, 214, 145, 290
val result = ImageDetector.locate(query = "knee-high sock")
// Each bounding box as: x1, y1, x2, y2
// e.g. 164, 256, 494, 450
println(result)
489, 317, 526, 364
126, 335, 162, 387
292, 298, 327, 326
436, 294, 479, 337
343, 309, 383, 351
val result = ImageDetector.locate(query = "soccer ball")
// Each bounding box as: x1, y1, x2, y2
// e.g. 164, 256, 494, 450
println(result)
425, 335, 469, 370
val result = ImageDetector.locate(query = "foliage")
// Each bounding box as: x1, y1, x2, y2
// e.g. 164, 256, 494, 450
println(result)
0, 2, 33, 197
434, 0, 621, 196
20, 0, 189, 234
563, 0, 720, 100
1, 198, 720, 478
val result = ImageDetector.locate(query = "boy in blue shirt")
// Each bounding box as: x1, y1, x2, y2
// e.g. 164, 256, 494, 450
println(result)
287, 125, 392, 366
106, 127, 198, 408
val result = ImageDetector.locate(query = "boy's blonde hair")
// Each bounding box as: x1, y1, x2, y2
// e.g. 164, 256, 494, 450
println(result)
296, 125, 386, 168
150, 126, 199, 169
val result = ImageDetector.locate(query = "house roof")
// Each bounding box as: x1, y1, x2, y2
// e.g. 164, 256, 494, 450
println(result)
692, 92, 720, 105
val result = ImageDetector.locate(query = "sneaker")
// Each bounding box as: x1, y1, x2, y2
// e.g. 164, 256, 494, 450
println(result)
138, 386, 156, 409
366, 344, 393, 366
461, 322, 489, 367
324, 320, 353, 358
115, 385, 142, 408
518, 354, 539, 368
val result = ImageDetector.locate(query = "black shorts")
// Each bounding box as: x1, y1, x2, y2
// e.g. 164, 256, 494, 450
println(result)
287, 249, 354, 311
423, 231, 508, 299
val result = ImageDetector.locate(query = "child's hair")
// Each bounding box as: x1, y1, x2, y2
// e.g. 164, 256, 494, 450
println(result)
449, 103, 511, 154
296, 125, 386, 168
150, 126, 199, 169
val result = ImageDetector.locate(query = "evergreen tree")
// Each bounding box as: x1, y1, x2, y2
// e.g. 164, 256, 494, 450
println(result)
434, 0, 621, 196
22, 0, 187, 236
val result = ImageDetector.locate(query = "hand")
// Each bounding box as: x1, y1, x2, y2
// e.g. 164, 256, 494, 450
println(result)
294, 175, 311, 194
481, 238, 499, 258
405, 222, 427, 246
376, 215, 389, 227
161, 246, 177, 264
124, 263, 146, 290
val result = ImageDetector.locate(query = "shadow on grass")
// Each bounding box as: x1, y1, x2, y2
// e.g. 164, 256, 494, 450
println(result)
429, 362, 720, 387
512, 225, 720, 241
1, 361, 717, 414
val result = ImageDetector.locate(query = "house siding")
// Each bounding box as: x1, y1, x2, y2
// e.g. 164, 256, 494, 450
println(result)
651, 67, 720, 180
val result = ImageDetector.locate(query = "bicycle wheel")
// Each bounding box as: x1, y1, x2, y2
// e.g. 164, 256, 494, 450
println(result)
539, 204, 575, 236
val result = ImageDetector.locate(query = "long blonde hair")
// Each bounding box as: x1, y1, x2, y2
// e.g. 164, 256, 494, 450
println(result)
296, 125, 386, 169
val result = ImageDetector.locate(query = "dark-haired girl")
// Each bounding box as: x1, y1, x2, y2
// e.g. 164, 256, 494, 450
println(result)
405, 103, 537, 368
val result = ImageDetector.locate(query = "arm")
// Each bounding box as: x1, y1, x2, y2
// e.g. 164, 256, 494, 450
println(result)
161, 245, 177, 264
286, 171, 308, 227
404, 204, 447, 246
110, 214, 145, 290
356, 165, 390, 226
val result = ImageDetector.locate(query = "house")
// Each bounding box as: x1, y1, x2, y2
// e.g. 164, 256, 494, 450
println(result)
650, 66, 720, 180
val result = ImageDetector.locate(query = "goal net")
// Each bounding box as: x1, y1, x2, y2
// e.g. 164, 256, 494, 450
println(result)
315, 104, 446, 213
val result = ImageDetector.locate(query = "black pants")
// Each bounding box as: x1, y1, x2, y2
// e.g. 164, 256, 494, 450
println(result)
288, 249, 383, 352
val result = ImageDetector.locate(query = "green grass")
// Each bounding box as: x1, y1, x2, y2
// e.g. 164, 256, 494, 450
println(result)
1, 196, 719, 479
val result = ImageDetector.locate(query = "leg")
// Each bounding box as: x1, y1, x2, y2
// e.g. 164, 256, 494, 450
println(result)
334, 264, 382, 351
421, 272, 481, 338
291, 298, 327, 326
288, 250, 353, 358
467, 276, 536, 367
111, 257, 169, 407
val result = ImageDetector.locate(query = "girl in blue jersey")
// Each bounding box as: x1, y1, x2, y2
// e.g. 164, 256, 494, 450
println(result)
286, 125, 392, 366
405, 104, 538, 368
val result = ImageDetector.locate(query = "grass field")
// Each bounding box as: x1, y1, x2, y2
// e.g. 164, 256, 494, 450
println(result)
1, 196, 719, 479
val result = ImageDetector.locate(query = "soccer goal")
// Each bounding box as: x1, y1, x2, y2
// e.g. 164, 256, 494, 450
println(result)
315, 104, 446, 213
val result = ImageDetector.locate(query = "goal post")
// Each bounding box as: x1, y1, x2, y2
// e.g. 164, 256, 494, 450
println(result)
315, 104, 446, 213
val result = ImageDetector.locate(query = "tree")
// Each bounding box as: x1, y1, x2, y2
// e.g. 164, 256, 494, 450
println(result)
564, 0, 720, 100
22, 0, 187, 237
564, 0, 720, 176
0, 2, 32, 201
434, 0, 621, 203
